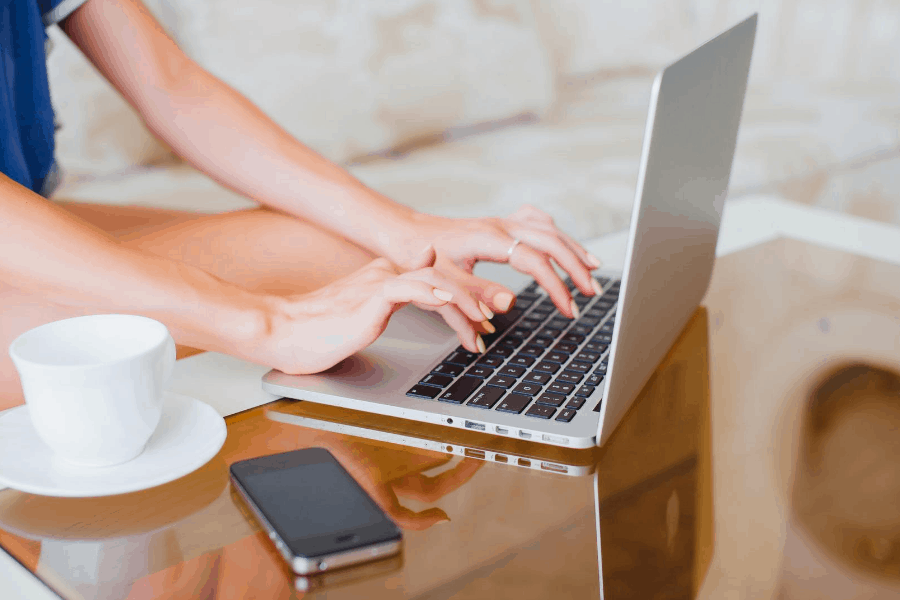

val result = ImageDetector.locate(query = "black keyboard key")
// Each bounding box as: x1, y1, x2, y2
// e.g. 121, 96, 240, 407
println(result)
566, 396, 586, 410
499, 365, 526, 378
515, 295, 538, 309
543, 351, 569, 364
477, 355, 504, 368
467, 386, 505, 409
570, 324, 594, 336
548, 381, 576, 395
595, 363, 608, 373
467, 364, 495, 378
510, 327, 533, 339
418, 373, 454, 388
533, 361, 561, 374
577, 316, 602, 328
557, 371, 584, 384
439, 376, 483, 404
444, 350, 478, 366
566, 361, 592, 374
529, 336, 553, 348
518, 344, 545, 357
575, 385, 596, 397
583, 340, 609, 353
562, 332, 585, 344
525, 404, 556, 419
490, 345, 514, 358
539, 327, 564, 340
586, 373, 605, 386
586, 307, 608, 318
432, 363, 463, 377
524, 371, 552, 385
519, 290, 540, 301
536, 392, 566, 407
508, 355, 536, 368
492, 308, 524, 334
496, 393, 531, 414
552, 342, 579, 354
487, 374, 517, 389
563, 278, 577, 291
523, 282, 541, 294
576, 351, 602, 363
556, 408, 577, 422
573, 295, 592, 308
498, 336, 525, 349
513, 381, 543, 396
548, 317, 571, 329
595, 333, 613, 343
407, 385, 441, 399
519, 319, 543, 331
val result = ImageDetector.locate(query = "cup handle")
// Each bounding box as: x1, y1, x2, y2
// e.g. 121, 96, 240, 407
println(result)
162, 335, 176, 387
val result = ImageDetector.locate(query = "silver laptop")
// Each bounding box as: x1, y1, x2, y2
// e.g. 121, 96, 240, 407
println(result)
263, 14, 757, 449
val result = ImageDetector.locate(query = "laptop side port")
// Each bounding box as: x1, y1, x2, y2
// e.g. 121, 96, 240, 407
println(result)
542, 434, 569, 445
540, 462, 568, 474
464, 448, 486, 459
519, 431, 532, 440
518, 458, 531, 467
464, 421, 486, 432
494, 454, 508, 463
495, 427, 509, 435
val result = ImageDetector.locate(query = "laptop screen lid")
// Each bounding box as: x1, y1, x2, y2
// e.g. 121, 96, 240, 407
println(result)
597, 15, 757, 447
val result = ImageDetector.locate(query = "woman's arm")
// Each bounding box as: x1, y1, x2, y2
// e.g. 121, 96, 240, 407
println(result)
0, 174, 267, 352
61, 0, 413, 260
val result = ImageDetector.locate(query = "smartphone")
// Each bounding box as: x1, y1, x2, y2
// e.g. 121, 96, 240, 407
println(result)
229, 448, 402, 575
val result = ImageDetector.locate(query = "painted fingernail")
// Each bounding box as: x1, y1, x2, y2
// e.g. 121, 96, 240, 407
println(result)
433, 289, 453, 302
476, 335, 487, 354
479, 301, 494, 320
591, 278, 603, 296
570, 300, 581, 319
494, 292, 515, 312
587, 253, 602, 268
482, 320, 496, 334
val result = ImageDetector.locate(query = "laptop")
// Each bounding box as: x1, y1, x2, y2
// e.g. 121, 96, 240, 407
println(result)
263, 14, 757, 449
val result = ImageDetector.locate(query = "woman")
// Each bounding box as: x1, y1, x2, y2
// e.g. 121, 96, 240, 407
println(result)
0, 0, 603, 410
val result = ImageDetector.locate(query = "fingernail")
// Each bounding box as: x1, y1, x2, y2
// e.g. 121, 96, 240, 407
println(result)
482, 320, 496, 334
433, 289, 453, 302
570, 300, 581, 319
479, 301, 494, 320
476, 335, 486, 354
494, 292, 515, 312
591, 278, 602, 296
587, 253, 602, 268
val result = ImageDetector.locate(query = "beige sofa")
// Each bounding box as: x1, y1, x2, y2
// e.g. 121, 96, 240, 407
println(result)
47, 0, 900, 241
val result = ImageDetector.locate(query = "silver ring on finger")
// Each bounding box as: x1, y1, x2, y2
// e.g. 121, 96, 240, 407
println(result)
506, 238, 522, 261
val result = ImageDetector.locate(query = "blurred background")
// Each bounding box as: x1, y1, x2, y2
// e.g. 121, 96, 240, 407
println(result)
46, 0, 900, 242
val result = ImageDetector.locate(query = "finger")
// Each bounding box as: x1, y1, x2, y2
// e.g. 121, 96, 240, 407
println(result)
508, 203, 554, 226
393, 459, 483, 503
380, 279, 452, 308
384, 506, 451, 531
556, 230, 603, 271
515, 229, 596, 297
401, 267, 490, 324
433, 304, 483, 353
507, 242, 576, 318
401, 244, 437, 272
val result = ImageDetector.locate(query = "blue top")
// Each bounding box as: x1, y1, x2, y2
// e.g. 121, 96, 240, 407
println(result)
0, 0, 87, 196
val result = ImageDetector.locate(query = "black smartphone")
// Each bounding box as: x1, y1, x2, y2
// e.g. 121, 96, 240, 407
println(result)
229, 448, 402, 575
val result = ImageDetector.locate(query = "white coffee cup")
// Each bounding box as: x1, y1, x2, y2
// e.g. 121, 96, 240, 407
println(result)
9, 315, 176, 467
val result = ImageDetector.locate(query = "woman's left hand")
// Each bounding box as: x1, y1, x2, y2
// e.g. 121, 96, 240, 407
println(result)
393, 205, 603, 319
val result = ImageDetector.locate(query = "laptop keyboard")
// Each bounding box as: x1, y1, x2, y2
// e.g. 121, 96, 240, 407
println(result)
406, 277, 618, 423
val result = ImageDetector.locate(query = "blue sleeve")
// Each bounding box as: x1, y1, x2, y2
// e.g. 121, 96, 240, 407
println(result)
38, 0, 90, 26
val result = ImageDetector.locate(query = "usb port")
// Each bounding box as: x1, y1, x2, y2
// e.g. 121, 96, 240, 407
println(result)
494, 454, 509, 463
465, 421, 485, 432
519, 431, 532, 440
540, 462, 568, 473
518, 458, 531, 467
495, 427, 509, 435
464, 448, 486, 459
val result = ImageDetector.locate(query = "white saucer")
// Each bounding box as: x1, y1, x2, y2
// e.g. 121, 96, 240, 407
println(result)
0, 392, 226, 497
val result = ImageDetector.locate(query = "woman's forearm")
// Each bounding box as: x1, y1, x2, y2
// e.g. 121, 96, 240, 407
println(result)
0, 175, 267, 351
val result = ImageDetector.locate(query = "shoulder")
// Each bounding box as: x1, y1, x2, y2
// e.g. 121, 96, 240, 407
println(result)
39, 0, 91, 27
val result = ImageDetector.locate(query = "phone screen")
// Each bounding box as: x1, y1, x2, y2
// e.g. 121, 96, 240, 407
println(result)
242, 462, 384, 540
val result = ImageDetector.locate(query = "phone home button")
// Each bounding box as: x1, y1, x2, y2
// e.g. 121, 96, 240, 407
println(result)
335, 533, 359, 544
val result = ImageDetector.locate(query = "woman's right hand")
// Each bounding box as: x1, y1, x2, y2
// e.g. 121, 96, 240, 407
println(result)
251, 246, 491, 375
